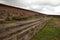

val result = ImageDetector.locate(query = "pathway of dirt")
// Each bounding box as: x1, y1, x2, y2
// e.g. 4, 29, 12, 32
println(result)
52, 36, 60, 40
54, 21, 60, 27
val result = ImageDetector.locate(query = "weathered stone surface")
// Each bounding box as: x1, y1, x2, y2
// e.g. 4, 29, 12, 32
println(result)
0, 4, 50, 40
0, 4, 41, 21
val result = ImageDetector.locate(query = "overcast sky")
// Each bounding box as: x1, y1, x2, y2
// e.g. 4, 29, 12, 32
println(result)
0, 0, 60, 15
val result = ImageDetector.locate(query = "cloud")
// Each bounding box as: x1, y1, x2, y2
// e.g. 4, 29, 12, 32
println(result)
0, 0, 60, 15
55, 6, 60, 12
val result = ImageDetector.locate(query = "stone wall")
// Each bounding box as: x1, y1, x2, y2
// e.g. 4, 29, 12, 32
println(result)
0, 4, 41, 21
0, 17, 51, 40
0, 4, 50, 40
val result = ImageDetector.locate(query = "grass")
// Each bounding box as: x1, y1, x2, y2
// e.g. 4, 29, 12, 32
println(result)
5, 19, 19, 24
26, 16, 41, 20
31, 17, 60, 40
0, 16, 41, 24
0, 19, 19, 24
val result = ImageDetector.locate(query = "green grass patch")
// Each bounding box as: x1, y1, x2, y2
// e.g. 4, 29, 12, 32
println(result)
31, 17, 60, 40
0, 19, 19, 24
26, 17, 41, 20
0, 16, 41, 24
5, 20, 19, 24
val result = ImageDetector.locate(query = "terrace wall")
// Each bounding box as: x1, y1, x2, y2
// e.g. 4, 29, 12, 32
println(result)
0, 4, 41, 21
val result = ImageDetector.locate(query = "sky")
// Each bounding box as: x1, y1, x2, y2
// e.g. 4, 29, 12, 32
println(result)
0, 0, 60, 15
